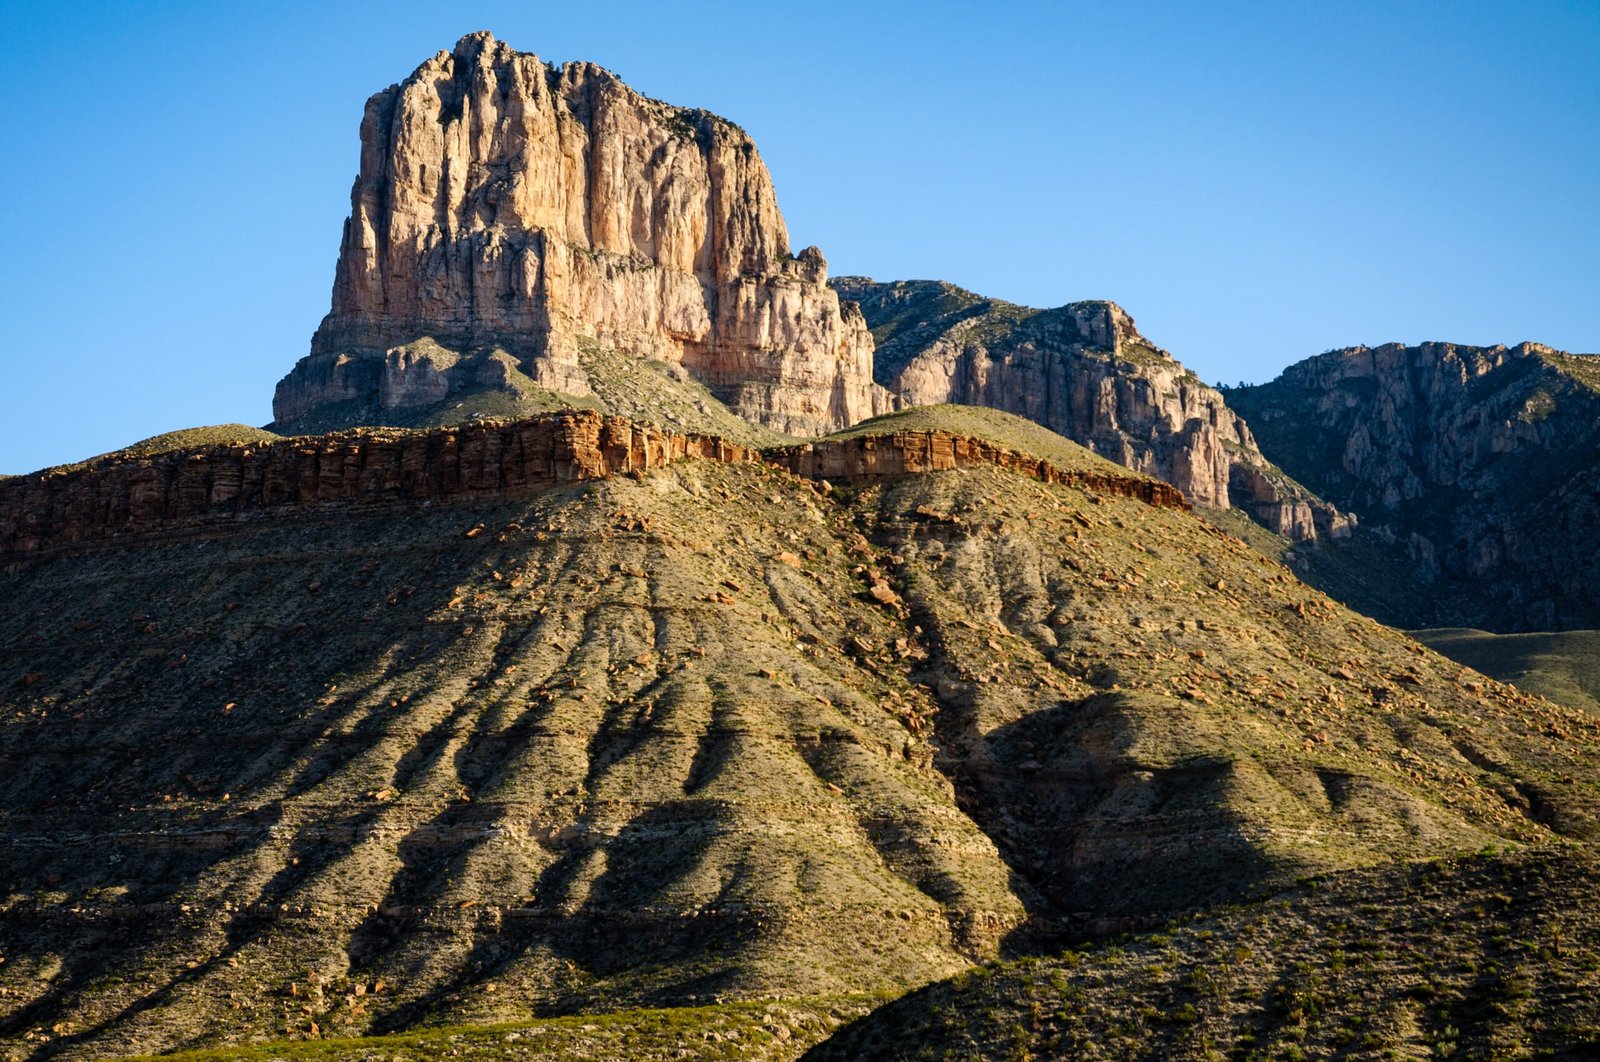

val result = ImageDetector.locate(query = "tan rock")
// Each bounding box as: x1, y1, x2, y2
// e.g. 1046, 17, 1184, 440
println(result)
275, 32, 891, 435
833, 278, 1346, 540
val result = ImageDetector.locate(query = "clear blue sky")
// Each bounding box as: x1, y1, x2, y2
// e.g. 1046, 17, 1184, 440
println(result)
2, 0, 1596, 473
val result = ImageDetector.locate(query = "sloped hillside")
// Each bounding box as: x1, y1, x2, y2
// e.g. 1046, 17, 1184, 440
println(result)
2, 408, 1597, 1059
1414, 628, 1600, 717
807, 847, 1600, 1060
0, 457, 1022, 1057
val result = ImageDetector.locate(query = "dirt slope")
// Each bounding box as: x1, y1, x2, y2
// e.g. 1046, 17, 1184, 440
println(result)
2, 409, 1597, 1059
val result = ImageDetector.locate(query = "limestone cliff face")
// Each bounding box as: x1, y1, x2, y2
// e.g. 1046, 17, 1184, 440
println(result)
1227, 342, 1600, 629
274, 32, 889, 435
834, 278, 1347, 540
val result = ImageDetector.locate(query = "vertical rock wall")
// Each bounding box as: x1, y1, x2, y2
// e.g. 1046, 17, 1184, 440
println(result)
274, 32, 889, 435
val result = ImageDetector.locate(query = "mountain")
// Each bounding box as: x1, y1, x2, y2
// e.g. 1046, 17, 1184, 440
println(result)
832, 278, 1350, 543
272, 32, 889, 438
7, 29, 1600, 1062
265, 31, 1347, 552
1225, 341, 1600, 630
4, 404, 1597, 1059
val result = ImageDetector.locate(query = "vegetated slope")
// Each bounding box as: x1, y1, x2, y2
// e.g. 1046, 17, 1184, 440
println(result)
35, 426, 285, 477
269, 338, 791, 448
846, 460, 1598, 931
1224, 342, 1600, 631
0, 460, 1021, 1059
1203, 508, 1442, 636
805, 846, 1600, 1061
1414, 628, 1600, 717
122, 997, 880, 1062
832, 277, 1347, 541
3, 411, 1598, 1059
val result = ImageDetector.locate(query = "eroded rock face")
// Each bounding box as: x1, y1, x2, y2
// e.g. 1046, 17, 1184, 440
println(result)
834, 278, 1347, 540
0, 413, 1186, 556
274, 32, 889, 435
1227, 342, 1600, 629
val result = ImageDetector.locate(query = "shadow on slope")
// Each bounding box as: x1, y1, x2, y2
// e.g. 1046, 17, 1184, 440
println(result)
0, 462, 1018, 1058
1414, 627, 1600, 716
804, 846, 1600, 1060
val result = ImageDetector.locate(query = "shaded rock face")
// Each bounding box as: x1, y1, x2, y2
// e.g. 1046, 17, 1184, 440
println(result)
833, 278, 1348, 540
274, 32, 889, 436
1226, 342, 1600, 630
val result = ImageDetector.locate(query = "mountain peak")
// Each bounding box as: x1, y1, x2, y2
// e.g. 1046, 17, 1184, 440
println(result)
273, 36, 890, 437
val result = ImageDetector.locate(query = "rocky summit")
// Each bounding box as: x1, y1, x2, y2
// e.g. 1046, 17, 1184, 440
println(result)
268, 32, 1341, 545
274, 32, 889, 438
4, 28, 1600, 1062
834, 278, 1350, 541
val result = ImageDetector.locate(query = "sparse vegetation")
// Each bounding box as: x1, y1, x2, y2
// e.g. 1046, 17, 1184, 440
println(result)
820, 404, 1136, 476
808, 848, 1600, 1060
34, 424, 284, 476
6, 412, 1599, 1058
1414, 627, 1600, 715
269, 339, 792, 448
121, 997, 879, 1061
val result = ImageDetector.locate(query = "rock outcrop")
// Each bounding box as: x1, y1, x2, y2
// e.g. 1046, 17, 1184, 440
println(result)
833, 277, 1348, 540
0, 412, 1187, 556
1226, 342, 1600, 629
274, 32, 890, 436
265, 32, 1344, 548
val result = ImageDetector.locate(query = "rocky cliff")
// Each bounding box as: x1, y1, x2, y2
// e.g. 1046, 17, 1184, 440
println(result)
265, 32, 1350, 549
833, 277, 1348, 541
273, 32, 890, 436
1226, 342, 1600, 629
0, 411, 1187, 557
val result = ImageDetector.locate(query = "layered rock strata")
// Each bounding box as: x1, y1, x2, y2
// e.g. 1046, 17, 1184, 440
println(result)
764, 434, 1189, 510
274, 32, 890, 435
0, 414, 748, 554
1226, 342, 1600, 629
0, 412, 1186, 556
833, 278, 1347, 541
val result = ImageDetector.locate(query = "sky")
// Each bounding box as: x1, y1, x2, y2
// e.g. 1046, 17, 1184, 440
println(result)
2, 1, 1597, 473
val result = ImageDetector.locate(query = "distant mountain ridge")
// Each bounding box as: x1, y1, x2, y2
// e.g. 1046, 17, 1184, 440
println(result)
1226, 340, 1600, 630
833, 277, 1350, 541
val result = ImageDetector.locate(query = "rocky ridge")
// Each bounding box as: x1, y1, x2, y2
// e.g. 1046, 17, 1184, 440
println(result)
0, 409, 1186, 557
274, 32, 890, 437
1226, 341, 1600, 629
832, 278, 1349, 542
